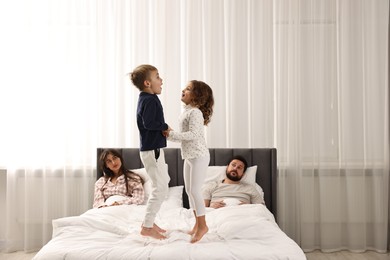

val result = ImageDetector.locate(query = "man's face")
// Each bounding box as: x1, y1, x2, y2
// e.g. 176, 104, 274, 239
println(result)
226, 159, 245, 181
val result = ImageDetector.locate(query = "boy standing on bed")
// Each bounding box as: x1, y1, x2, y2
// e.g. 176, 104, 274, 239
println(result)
130, 64, 171, 240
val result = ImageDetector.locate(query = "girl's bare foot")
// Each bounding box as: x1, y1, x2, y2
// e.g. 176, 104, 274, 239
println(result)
190, 225, 208, 243
188, 224, 198, 235
140, 227, 166, 240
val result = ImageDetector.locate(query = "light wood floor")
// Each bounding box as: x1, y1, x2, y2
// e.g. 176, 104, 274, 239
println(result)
306, 250, 390, 260
0, 250, 389, 260
0, 251, 37, 260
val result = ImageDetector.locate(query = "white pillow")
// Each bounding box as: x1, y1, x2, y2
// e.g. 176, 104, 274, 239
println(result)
161, 185, 184, 209
240, 165, 265, 202
255, 184, 264, 203
204, 166, 226, 183
241, 165, 257, 184
204, 165, 258, 185
130, 168, 151, 205
130, 166, 182, 207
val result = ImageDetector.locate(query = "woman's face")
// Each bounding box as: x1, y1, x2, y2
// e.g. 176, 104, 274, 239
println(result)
104, 153, 122, 174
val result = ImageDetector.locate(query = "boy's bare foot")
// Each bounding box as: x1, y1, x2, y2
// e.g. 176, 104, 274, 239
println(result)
190, 225, 208, 243
140, 227, 167, 240
153, 223, 166, 233
141, 223, 166, 233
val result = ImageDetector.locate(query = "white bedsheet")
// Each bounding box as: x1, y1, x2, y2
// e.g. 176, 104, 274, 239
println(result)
33, 204, 306, 260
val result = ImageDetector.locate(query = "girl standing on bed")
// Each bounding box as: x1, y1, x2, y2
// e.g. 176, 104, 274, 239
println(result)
93, 149, 145, 208
166, 80, 214, 243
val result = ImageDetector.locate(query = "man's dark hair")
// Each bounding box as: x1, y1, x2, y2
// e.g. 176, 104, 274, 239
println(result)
229, 155, 248, 172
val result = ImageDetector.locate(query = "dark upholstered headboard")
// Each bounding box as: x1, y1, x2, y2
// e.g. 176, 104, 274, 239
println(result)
97, 148, 277, 218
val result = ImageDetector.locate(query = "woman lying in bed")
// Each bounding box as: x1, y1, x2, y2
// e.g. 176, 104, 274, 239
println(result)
93, 149, 145, 208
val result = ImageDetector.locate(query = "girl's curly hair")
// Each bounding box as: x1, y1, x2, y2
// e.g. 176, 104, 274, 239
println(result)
190, 80, 214, 125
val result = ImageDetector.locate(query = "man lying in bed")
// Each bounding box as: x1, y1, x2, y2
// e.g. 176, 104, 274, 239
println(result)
202, 155, 264, 209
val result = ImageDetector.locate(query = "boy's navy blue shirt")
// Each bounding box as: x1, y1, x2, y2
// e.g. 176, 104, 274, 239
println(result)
136, 92, 168, 151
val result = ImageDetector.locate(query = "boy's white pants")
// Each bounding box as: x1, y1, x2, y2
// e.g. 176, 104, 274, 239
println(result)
140, 149, 170, 228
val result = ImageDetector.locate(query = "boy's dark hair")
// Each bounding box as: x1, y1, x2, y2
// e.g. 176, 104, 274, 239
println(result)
229, 155, 248, 172
130, 64, 157, 91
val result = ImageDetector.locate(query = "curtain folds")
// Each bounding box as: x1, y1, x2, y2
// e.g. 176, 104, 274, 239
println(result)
0, 0, 388, 253
275, 0, 389, 252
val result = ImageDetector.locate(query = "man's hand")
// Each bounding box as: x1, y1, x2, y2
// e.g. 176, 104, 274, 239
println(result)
209, 201, 226, 209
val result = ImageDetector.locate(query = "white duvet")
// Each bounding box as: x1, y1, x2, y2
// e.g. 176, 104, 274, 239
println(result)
33, 204, 306, 260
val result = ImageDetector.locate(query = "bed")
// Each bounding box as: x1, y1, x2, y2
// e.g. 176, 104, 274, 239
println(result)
33, 148, 306, 260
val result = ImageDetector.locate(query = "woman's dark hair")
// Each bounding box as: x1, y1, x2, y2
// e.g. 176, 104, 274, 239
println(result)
99, 149, 144, 195
190, 80, 214, 125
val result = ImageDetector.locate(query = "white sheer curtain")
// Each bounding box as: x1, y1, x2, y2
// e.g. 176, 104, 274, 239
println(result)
274, 0, 389, 253
0, 0, 388, 254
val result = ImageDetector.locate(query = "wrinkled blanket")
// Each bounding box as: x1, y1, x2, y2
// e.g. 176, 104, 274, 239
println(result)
34, 204, 306, 260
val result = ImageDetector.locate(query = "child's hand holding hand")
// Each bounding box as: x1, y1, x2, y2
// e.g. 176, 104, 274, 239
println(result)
162, 126, 173, 137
